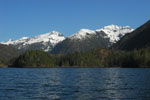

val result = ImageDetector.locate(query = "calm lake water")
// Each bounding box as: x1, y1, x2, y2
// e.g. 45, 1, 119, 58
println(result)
0, 68, 150, 100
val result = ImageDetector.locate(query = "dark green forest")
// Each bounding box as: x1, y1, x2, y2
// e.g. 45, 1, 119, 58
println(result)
9, 48, 150, 68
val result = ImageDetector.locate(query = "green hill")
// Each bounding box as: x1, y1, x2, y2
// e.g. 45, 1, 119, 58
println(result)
10, 50, 56, 67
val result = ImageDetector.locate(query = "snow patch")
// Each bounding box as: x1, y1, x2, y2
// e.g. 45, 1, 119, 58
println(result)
68, 25, 133, 42
96, 25, 134, 43
0, 31, 65, 51
0, 25, 134, 51
69, 29, 95, 39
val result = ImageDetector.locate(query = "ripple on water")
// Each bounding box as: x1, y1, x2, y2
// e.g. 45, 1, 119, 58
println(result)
0, 68, 150, 100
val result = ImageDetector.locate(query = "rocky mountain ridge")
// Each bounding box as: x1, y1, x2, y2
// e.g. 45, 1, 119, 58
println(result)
0, 25, 133, 52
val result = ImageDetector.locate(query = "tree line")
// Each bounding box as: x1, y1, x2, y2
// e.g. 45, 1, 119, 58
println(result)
9, 48, 150, 68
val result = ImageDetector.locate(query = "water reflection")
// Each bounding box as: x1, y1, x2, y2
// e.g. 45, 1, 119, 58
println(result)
102, 68, 125, 99
39, 69, 62, 100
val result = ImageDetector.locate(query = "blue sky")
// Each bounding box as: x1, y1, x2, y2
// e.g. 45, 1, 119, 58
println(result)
0, 0, 150, 41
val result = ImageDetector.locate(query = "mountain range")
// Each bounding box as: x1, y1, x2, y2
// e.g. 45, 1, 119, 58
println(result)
0, 20, 150, 67
0, 25, 133, 53
52, 25, 133, 53
1, 31, 65, 52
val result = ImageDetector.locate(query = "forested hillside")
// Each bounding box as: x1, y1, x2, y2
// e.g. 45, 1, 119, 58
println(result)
10, 48, 150, 68
0, 44, 20, 67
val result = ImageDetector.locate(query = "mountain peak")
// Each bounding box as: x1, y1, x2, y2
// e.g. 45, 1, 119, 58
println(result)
0, 31, 66, 51
69, 29, 95, 39
102, 25, 132, 30
23, 31, 65, 45
19, 37, 30, 40
40, 31, 61, 36
1, 39, 14, 45
69, 25, 134, 42
48, 31, 61, 35
96, 25, 134, 43
103, 24, 120, 29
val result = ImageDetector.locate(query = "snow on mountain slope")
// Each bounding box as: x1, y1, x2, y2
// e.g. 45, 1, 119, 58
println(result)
69, 25, 134, 43
69, 29, 95, 39
0, 25, 134, 52
96, 25, 134, 43
1, 31, 65, 46
23, 31, 65, 46
1, 37, 30, 45
0, 31, 65, 51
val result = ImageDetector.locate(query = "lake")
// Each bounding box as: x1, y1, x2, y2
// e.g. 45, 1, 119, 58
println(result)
0, 68, 150, 100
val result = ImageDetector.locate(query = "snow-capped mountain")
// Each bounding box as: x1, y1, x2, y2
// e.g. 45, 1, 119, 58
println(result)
1, 31, 65, 52
0, 25, 134, 53
69, 25, 134, 43
113, 20, 150, 50
69, 29, 96, 39
96, 25, 134, 43
52, 25, 134, 54
2, 37, 30, 45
